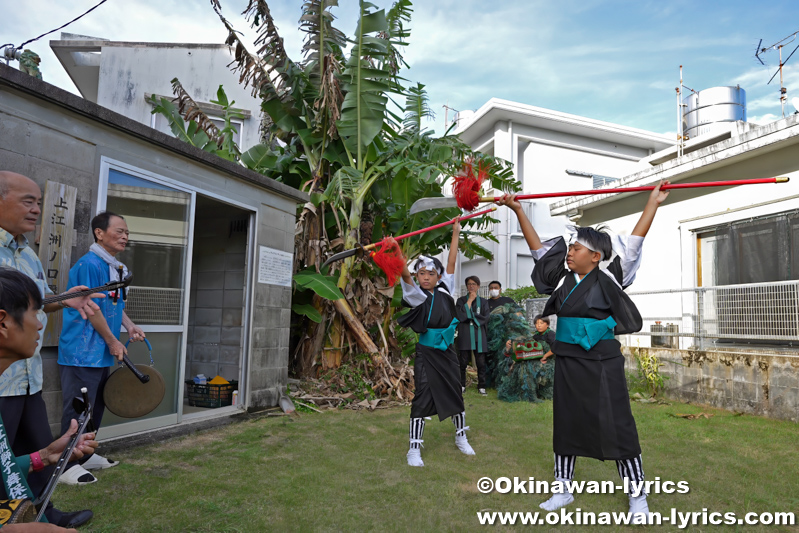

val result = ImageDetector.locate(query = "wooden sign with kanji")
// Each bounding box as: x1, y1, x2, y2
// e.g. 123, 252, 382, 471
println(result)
37, 181, 77, 346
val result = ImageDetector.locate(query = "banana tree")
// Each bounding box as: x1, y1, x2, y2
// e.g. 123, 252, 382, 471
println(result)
167, 0, 519, 382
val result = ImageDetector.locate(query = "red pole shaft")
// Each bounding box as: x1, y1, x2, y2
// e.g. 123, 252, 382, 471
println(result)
393, 206, 496, 243
488, 177, 787, 202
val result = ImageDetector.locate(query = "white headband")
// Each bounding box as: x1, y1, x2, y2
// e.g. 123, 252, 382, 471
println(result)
414, 255, 443, 275
566, 228, 605, 261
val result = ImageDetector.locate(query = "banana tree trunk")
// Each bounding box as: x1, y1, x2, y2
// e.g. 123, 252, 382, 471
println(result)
332, 298, 379, 354
298, 294, 327, 377
336, 198, 364, 290
323, 314, 343, 370
328, 194, 379, 355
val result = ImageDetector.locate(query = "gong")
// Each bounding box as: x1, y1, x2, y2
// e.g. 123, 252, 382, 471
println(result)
104, 338, 166, 418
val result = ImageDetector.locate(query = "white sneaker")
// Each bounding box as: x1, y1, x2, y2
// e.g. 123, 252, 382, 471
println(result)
539, 492, 574, 511
455, 435, 475, 455
407, 449, 424, 467
629, 493, 651, 524
82, 453, 119, 471
478, 388, 487, 396
462, 386, 466, 393
57, 465, 97, 486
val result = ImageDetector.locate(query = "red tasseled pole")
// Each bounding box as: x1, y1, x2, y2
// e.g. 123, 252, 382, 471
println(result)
366, 206, 497, 285
369, 239, 406, 287
452, 158, 487, 211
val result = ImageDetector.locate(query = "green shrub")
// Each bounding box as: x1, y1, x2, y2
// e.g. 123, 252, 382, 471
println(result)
632, 347, 669, 397
503, 285, 543, 303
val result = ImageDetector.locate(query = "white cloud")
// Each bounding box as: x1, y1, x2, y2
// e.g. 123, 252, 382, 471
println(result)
748, 113, 782, 125
3, 0, 798, 138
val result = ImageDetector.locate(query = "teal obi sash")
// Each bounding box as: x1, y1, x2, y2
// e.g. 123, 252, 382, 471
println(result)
556, 316, 617, 351
418, 290, 458, 351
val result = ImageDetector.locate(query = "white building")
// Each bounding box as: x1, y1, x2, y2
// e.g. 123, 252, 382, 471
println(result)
541, 96, 799, 421
550, 114, 799, 351
50, 33, 263, 150
451, 98, 674, 293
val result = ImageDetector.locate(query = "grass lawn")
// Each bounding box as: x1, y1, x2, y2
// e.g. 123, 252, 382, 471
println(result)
52, 390, 798, 532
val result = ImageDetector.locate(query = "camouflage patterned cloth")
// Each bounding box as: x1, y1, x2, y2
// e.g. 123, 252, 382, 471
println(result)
486, 303, 555, 402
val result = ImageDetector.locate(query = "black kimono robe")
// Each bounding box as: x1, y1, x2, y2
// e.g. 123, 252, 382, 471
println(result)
532, 236, 644, 461
455, 295, 490, 352
486, 296, 516, 312
397, 275, 464, 421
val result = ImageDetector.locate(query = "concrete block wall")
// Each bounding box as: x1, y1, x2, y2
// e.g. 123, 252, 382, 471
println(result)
247, 204, 295, 409
187, 212, 247, 383
623, 346, 799, 422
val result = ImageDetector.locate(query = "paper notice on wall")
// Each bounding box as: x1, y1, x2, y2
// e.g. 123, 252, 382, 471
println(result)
258, 246, 293, 286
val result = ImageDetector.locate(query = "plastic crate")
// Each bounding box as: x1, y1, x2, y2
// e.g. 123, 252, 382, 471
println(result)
185, 380, 239, 408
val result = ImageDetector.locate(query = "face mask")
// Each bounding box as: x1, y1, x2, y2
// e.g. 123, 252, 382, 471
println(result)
489, 289, 500, 298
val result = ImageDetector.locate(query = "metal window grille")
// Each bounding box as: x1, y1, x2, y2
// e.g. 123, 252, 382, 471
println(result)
516, 201, 535, 233
124, 287, 184, 325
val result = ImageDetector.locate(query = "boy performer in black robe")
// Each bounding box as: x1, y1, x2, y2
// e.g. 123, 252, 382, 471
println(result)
392, 221, 476, 467
499, 181, 669, 520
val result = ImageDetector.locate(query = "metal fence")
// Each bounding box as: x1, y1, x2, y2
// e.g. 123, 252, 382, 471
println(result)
522, 279, 799, 349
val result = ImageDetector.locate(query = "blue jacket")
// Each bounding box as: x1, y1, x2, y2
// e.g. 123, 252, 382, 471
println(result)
58, 252, 125, 368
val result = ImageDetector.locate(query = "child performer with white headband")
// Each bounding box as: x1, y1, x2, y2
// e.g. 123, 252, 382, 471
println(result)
499, 181, 669, 521
388, 219, 476, 467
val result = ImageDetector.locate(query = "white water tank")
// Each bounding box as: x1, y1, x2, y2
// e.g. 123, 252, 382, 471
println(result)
455, 110, 475, 129
682, 86, 746, 139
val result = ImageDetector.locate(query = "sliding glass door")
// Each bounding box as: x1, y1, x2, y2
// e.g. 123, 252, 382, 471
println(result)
98, 166, 194, 437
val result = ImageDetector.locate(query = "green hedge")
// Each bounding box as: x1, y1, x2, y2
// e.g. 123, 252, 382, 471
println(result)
503, 285, 543, 303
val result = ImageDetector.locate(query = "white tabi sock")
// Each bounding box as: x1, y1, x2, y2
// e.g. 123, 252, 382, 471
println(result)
629, 492, 650, 524
539, 477, 575, 511
406, 448, 424, 467
407, 418, 425, 467
452, 412, 475, 455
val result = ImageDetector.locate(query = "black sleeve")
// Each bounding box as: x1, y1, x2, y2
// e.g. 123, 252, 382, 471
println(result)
595, 274, 643, 335
532, 237, 568, 295
397, 299, 430, 334
545, 330, 556, 345
605, 255, 627, 288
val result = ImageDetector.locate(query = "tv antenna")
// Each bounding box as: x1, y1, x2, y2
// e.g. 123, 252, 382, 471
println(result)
442, 103, 459, 128
675, 65, 697, 157
755, 29, 799, 118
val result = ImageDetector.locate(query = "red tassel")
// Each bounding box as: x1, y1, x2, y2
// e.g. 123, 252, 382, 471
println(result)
452, 158, 487, 211
370, 240, 406, 287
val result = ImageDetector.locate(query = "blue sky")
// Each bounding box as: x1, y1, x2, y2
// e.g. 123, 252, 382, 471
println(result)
2, 0, 798, 137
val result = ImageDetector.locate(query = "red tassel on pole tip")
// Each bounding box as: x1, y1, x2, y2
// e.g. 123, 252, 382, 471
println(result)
370, 240, 406, 287
452, 159, 487, 211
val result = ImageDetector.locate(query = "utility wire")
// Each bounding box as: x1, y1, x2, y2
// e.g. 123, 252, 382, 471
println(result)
12, 0, 111, 51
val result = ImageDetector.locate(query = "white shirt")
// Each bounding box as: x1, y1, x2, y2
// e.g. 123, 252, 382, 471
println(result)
400, 272, 455, 308
531, 234, 645, 288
